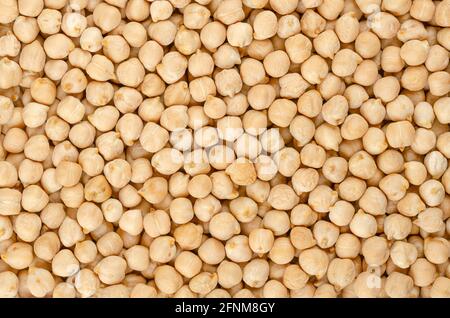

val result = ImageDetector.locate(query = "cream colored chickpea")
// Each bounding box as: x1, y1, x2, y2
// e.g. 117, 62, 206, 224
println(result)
349, 209, 377, 238
242, 258, 269, 288
424, 237, 449, 265
419, 180, 445, 207
74, 240, 97, 264
299, 247, 329, 279
94, 255, 127, 285
385, 272, 414, 298
52, 249, 80, 278
300, 55, 329, 85
198, 238, 225, 265
174, 251, 202, 279
0, 271, 19, 298
335, 233, 360, 259
426, 45, 449, 72
209, 212, 240, 241
96, 232, 123, 257
18, 159, 43, 186
225, 235, 252, 263
14, 212, 41, 242
300, 143, 326, 169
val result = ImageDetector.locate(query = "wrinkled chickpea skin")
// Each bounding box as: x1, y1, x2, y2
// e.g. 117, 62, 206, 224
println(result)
0, 0, 449, 299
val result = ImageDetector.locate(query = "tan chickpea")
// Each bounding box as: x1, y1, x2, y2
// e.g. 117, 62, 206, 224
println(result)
385, 272, 414, 298
299, 247, 329, 279
424, 237, 449, 265
14, 212, 42, 242
94, 255, 127, 285
52, 249, 80, 277
300, 55, 329, 85
174, 251, 202, 279
335, 233, 360, 259
198, 238, 225, 265
74, 240, 97, 264
0, 271, 19, 298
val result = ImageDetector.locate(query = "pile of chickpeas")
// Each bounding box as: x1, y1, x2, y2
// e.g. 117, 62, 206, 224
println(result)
0, 0, 449, 299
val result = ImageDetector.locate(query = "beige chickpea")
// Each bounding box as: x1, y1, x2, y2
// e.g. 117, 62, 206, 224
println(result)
312, 30, 339, 60
424, 237, 449, 265
52, 249, 80, 277
74, 240, 97, 264
425, 45, 449, 72
428, 71, 450, 97
14, 212, 41, 242
118, 209, 143, 236
13, 16, 40, 44
52, 283, 76, 298
243, 258, 269, 288
276, 14, 300, 38
300, 55, 329, 85
430, 277, 450, 298
0, 271, 19, 298
248, 228, 274, 254
410, 258, 434, 286
289, 226, 315, 251
0, 58, 23, 89
410, 0, 435, 21
327, 258, 356, 291
96, 232, 123, 257
214, 69, 242, 98
335, 233, 360, 259
198, 238, 225, 265
385, 272, 414, 298
168, 197, 193, 225
433, 97, 450, 124
225, 235, 253, 263
27, 267, 55, 298
400, 40, 430, 66
175, 251, 202, 279
354, 31, 380, 58
321, 95, 348, 126
150, 0, 173, 22
289, 115, 314, 147
262, 210, 290, 236
280, 73, 310, 99
94, 255, 127, 285
266, 99, 297, 128
299, 247, 329, 279
209, 212, 240, 241
335, 12, 359, 44
401, 66, 428, 92
174, 222, 203, 250
332, 49, 362, 78
419, 179, 445, 207
55, 161, 82, 188
252, 10, 277, 40
1, 242, 34, 270
200, 22, 226, 52
0, 31, 20, 58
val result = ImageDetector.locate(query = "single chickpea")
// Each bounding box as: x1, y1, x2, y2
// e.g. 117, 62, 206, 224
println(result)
385, 272, 415, 298
299, 247, 329, 279
335, 233, 360, 259
0, 271, 19, 298
175, 251, 202, 279
424, 237, 449, 265
300, 9, 325, 38
301, 55, 329, 84
263, 50, 291, 78
52, 249, 80, 277
94, 255, 127, 285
